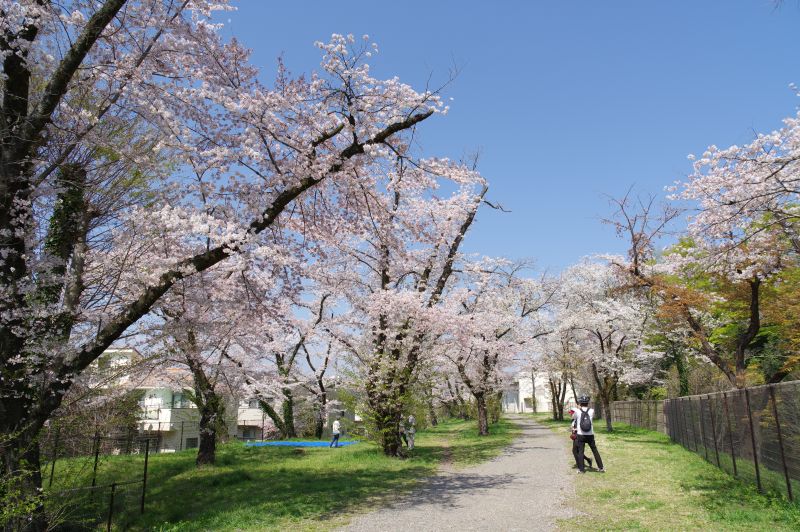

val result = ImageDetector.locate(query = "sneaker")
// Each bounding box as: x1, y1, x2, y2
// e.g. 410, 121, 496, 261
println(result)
598, 468, 605, 473
577, 470, 585, 474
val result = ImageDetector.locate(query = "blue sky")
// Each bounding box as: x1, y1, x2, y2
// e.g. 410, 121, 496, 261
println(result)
219, 1, 800, 272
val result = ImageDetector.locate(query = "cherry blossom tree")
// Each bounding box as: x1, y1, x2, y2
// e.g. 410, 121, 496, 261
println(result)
148, 256, 294, 465
536, 327, 581, 421
315, 155, 488, 455
439, 262, 554, 435
558, 258, 653, 431
236, 292, 333, 440
670, 120, 800, 385
0, 1, 461, 522
607, 190, 793, 388
677, 111, 800, 256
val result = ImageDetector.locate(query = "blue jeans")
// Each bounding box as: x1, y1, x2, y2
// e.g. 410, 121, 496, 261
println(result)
330, 433, 340, 447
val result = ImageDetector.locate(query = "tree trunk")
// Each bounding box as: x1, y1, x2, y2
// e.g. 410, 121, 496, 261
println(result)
594, 395, 604, 420
1, 430, 46, 532
558, 375, 568, 420
196, 405, 218, 466
428, 397, 438, 427
674, 346, 689, 396
195, 385, 227, 466
476, 393, 489, 436
260, 400, 287, 437
314, 409, 324, 440
569, 376, 578, 405
185, 347, 225, 466
374, 408, 403, 456
549, 377, 566, 420
313, 394, 327, 440
490, 390, 502, 424
601, 394, 613, 432
281, 388, 296, 438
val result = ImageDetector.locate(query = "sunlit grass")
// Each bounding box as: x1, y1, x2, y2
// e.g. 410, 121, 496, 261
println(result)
534, 414, 800, 531
47, 417, 518, 530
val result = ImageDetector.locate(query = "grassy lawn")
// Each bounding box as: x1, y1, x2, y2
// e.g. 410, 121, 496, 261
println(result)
533, 414, 800, 531
46, 418, 518, 531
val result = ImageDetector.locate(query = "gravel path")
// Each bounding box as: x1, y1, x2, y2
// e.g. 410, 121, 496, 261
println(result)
343, 415, 575, 532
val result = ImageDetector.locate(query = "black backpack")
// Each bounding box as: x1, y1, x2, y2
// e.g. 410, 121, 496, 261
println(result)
579, 408, 592, 432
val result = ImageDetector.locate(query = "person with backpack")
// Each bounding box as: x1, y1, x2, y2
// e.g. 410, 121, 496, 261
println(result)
568, 406, 592, 469
572, 395, 604, 474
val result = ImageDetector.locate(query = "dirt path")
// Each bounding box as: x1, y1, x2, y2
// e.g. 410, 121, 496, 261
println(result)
342, 415, 575, 532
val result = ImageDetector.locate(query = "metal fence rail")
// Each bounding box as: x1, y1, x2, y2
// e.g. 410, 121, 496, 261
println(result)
662, 380, 799, 503
43, 436, 152, 531
611, 400, 666, 433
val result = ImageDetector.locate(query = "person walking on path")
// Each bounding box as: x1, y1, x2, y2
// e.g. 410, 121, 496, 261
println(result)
568, 407, 592, 470
406, 414, 416, 450
572, 396, 604, 474
330, 417, 342, 448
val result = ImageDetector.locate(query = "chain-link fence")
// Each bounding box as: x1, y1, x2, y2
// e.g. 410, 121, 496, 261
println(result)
40, 431, 153, 530
663, 381, 798, 503
610, 400, 666, 433
35, 416, 286, 528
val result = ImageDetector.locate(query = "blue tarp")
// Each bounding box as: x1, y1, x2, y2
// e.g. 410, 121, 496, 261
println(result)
245, 440, 359, 448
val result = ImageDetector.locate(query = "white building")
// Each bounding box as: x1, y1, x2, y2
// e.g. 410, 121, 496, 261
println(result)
94, 348, 273, 450
502, 371, 561, 413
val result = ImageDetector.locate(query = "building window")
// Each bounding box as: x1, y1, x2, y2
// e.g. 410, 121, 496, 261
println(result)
524, 398, 533, 409
185, 437, 198, 449
172, 392, 192, 409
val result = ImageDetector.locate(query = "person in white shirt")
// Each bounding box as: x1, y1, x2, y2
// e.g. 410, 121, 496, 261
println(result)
572, 395, 604, 473
330, 417, 341, 448
568, 407, 593, 469
406, 414, 416, 450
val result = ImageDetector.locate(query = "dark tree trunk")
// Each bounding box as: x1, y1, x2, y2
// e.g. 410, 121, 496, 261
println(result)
313, 393, 327, 440
1, 429, 46, 532
490, 391, 502, 424
259, 400, 286, 438
558, 374, 568, 420
314, 409, 325, 440
185, 344, 225, 466
372, 407, 404, 457
196, 406, 218, 466
428, 397, 438, 427
281, 388, 296, 438
476, 393, 489, 436
601, 395, 612, 432
674, 346, 689, 396
194, 385, 226, 466
594, 392, 604, 420
569, 376, 578, 405
549, 377, 565, 420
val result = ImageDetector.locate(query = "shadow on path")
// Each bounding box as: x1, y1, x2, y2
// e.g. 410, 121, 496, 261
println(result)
343, 415, 576, 532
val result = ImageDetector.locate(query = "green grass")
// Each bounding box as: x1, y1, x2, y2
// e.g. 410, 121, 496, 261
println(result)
46, 418, 518, 531
534, 414, 800, 531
